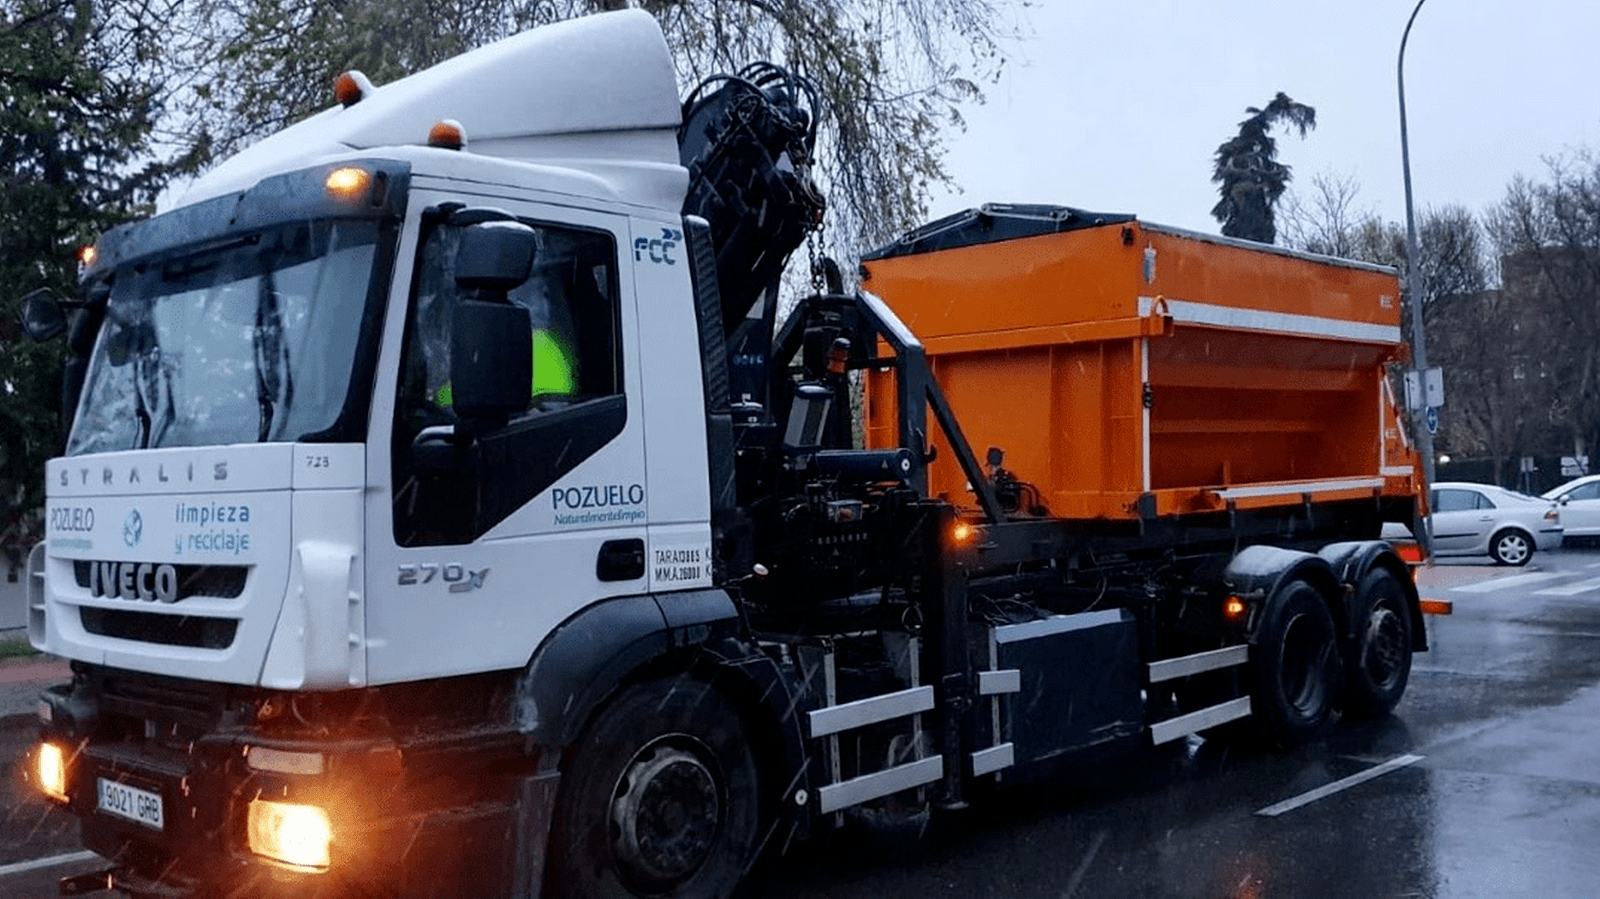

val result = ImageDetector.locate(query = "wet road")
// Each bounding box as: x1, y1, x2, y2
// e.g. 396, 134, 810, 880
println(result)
5, 548, 1600, 898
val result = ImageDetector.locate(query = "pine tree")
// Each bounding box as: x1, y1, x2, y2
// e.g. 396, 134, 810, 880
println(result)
1211, 92, 1316, 243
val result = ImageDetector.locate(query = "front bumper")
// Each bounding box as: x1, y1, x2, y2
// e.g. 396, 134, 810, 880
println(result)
34, 667, 555, 899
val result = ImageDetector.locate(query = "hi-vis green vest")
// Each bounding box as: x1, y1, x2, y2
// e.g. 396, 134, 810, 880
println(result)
434, 329, 574, 407
531, 329, 575, 396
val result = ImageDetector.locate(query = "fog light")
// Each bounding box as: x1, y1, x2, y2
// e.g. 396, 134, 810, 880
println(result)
37, 742, 68, 802
248, 799, 331, 871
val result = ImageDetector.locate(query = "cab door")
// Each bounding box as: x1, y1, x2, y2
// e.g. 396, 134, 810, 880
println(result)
364, 192, 649, 684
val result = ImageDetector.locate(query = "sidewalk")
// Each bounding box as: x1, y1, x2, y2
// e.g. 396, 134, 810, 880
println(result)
0, 654, 71, 724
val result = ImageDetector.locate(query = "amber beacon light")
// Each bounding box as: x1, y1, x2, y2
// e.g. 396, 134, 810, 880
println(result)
333, 70, 375, 107
428, 119, 467, 150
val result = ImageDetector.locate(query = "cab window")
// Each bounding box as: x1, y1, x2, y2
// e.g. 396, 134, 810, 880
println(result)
392, 211, 626, 546
403, 219, 619, 419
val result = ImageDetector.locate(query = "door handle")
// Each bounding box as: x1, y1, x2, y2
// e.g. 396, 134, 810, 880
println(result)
596, 538, 645, 582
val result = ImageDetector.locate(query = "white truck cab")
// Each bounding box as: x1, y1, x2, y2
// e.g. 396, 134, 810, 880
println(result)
35, 11, 714, 692
30, 13, 764, 897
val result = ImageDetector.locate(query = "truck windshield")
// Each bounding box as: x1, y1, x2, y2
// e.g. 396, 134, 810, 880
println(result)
67, 220, 381, 455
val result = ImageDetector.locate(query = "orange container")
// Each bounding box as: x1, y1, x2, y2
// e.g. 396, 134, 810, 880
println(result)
860, 207, 1422, 521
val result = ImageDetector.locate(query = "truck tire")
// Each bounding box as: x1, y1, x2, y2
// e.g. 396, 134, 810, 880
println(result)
1250, 579, 1341, 748
1342, 569, 1413, 718
1489, 528, 1534, 566
547, 676, 760, 899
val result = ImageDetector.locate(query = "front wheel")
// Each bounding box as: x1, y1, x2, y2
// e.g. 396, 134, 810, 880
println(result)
547, 676, 760, 899
1490, 529, 1534, 566
1342, 569, 1413, 718
1250, 579, 1341, 748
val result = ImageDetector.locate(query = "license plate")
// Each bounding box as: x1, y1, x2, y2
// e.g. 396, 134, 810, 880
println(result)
98, 777, 164, 831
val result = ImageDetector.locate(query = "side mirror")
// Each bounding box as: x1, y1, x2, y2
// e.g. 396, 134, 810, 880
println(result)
455, 221, 537, 293
450, 299, 532, 423
410, 425, 464, 477
20, 288, 67, 341
444, 219, 536, 427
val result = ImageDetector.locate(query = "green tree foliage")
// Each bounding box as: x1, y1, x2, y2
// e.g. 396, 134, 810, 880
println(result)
1211, 92, 1316, 244
0, 0, 204, 567
189, 0, 1017, 253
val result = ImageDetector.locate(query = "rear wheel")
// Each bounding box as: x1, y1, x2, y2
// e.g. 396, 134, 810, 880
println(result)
1250, 579, 1341, 748
1490, 529, 1533, 566
1342, 569, 1413, 718
547, 676, 760, 899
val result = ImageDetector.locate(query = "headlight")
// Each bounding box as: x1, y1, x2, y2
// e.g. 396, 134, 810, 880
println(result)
248, 799, 332, 871
36, 742, 68, 802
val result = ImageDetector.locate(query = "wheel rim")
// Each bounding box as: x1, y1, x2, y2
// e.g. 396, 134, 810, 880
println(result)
1363, 603, 1407, 690
1496, 533, 1530, 564
1279, 611, 1332, 716
608, 739, 722, 888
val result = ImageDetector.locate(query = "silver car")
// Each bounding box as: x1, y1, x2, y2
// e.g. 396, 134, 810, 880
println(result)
1542, 474, 1600, 542
1428, 481, 1563, 566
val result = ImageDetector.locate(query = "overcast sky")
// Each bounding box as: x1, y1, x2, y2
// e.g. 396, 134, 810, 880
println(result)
929, 0, 1600, 237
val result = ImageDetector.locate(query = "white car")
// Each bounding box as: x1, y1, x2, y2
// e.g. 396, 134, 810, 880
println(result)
1542, 474, 1600, 542
1428, 482, 1563, 566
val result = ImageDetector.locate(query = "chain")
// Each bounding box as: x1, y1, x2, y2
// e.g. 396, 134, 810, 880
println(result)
806, 227, 824, 294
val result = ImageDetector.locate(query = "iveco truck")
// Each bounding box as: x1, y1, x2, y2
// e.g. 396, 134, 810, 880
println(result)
23, 10, 1430, 899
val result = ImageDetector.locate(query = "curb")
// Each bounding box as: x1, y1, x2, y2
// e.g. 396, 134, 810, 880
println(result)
2, 711, 38, 731
0, 659, 69, 722
0, 659, 71, 682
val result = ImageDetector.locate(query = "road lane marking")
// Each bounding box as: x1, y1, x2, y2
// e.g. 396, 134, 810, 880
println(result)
0, 850, 100, 878
1255, 754, 1425, 817
1062, 829, 1107, 898
1536, 576, 1600, 597
1451, 572, 1567, 594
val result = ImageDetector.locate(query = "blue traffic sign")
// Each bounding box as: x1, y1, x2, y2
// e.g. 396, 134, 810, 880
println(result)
1424, 406, 1439, 435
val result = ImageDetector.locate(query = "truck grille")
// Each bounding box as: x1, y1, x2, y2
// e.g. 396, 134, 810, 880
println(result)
72, 560, 248, 600
80, 607, 239, 650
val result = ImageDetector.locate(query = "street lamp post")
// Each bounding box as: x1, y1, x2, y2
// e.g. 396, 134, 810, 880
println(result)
1398, 0, 1437, 523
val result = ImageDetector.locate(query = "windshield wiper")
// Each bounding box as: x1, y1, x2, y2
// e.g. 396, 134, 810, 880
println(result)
254, 266, 293, 441
112, 302, 166, 449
